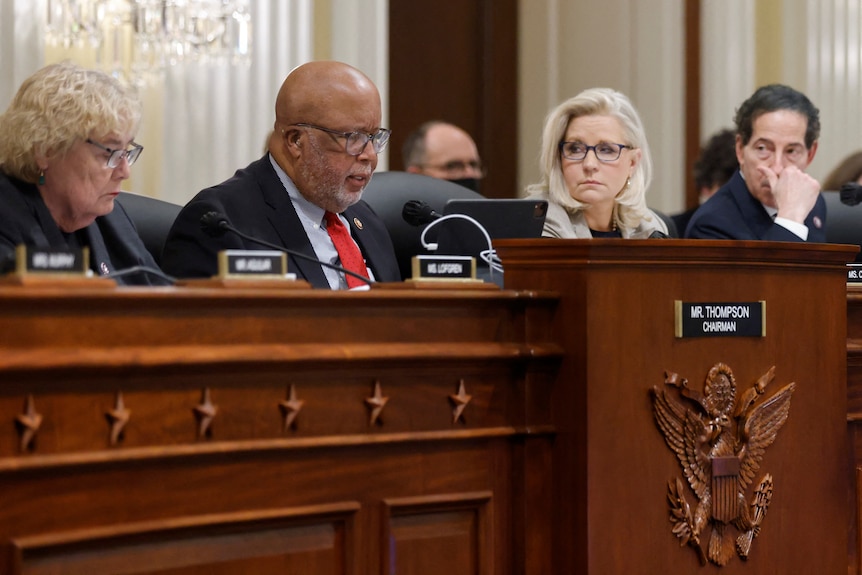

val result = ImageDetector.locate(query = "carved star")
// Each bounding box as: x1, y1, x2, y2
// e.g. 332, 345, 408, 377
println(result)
364, 381, 389, 426
279, 384, 305, 431
193, 387, 218, 439
449, 379, 472, 423
106, 391, 131, 446
15, 394, 42, 452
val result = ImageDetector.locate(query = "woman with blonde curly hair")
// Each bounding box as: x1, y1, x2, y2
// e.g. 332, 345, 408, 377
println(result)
526, 87, 668, 238
0, 61, 162, 283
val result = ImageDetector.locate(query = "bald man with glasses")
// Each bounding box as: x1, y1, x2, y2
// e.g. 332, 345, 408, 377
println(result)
402, 121, 485, 194
162, 61, 400, 289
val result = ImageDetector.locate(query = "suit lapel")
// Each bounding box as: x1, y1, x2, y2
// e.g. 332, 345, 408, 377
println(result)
343, 205, 380, 280
82, 223, 112, 276
252, 159, 329, 288
23, 189, 66, 248
728, 173, 774, 239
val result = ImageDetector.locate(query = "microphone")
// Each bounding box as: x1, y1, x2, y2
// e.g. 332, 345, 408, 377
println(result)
199, 211, 372, 286
413, 209, 502, 281
200, 211, 232, 237
105, 265, 176, 285
402, 200, 442, 226
840, 182, 862, 206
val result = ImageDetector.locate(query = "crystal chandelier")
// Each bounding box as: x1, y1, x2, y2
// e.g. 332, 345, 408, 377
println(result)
46, 0, 252, 86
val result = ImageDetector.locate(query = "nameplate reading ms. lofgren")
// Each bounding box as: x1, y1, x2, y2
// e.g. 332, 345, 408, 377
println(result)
410, 255, 478, 282
675, 301, 765, 338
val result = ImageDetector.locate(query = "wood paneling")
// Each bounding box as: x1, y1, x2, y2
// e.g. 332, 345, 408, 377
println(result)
844, 286, 862, 574
12, 506, 357, 575
384, 492, 492, 574
684, 0, 701, 209
388, 0, 518, 198
0, 286, 560, 575
497, 239, 854, 574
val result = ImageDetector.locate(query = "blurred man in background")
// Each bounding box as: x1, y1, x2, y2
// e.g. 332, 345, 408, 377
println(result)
671, 128, 738, 234
402, 121, 484, 193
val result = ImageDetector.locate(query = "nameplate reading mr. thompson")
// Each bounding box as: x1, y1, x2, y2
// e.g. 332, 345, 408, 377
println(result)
674, 301, 766, 338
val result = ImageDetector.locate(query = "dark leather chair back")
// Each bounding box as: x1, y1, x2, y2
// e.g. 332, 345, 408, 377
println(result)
653, 209, 678, 238
823, 190, 862, 262
116, 192, 182, 266
361, 171, 484, 279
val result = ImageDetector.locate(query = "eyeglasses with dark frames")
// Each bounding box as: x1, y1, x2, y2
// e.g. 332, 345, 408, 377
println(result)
423, 159, 485, 177
86, 139, 144, 168
559, 141, 633, 163
291, 123, 391, 156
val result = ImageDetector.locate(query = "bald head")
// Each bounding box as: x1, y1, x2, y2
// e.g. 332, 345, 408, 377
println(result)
423, 123, 479, 162
269, 61, 385, 214
275, 61, 381, 128
403, 121, 483, 184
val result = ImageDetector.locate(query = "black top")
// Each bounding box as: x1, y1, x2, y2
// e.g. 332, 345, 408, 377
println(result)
0, 172, 163, 285
590, 229, 623, 238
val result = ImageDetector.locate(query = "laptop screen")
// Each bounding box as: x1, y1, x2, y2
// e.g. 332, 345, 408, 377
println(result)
434, 198, 548, 259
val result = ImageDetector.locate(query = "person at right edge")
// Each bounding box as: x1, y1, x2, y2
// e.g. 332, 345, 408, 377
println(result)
685, 84, 826, 241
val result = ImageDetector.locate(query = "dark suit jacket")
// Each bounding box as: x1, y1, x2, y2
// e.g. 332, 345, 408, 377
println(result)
684, 171, 827, 242
0, 172, 162, 285
161, 156, 400, 288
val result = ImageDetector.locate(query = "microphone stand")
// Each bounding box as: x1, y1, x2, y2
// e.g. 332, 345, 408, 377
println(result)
206, 216, 373, 286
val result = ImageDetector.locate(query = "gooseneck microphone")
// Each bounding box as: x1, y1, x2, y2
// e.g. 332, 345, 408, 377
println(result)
105, 265, 176, 284
400, 200, 501, 281
199, 211, 372, 286
402, 200, 442, 226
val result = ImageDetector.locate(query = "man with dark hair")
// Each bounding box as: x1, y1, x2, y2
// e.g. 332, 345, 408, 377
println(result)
402, 121, 484, 193
671, 128, 738, 234
685, 84, 825, 241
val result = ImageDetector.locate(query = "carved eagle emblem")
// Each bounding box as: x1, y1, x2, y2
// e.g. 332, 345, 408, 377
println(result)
650, 363, 795, 566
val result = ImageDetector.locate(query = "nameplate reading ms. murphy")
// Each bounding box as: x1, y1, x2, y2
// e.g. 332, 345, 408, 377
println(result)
674, 301, 766, 338
16, 245, 88, 276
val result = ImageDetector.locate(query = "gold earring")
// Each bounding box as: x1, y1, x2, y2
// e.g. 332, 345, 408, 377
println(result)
625, 176, 631, 189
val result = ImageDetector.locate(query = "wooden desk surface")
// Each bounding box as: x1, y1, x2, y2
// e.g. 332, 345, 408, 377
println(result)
0, 285, 561, 575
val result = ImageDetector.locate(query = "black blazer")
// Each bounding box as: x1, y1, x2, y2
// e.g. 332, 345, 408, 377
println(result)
161, 156, 400, 288
685, 171, 827, 242
0, 173, 162, 285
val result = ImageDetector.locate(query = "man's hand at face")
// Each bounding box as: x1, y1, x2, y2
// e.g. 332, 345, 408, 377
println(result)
758, 164, 820, 223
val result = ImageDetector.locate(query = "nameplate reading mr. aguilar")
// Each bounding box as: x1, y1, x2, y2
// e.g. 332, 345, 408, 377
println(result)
217, 250, 287, 279
674, 301, 765, 338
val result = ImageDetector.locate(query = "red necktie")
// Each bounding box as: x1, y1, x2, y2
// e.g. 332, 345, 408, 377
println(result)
324, 211, 369, 288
